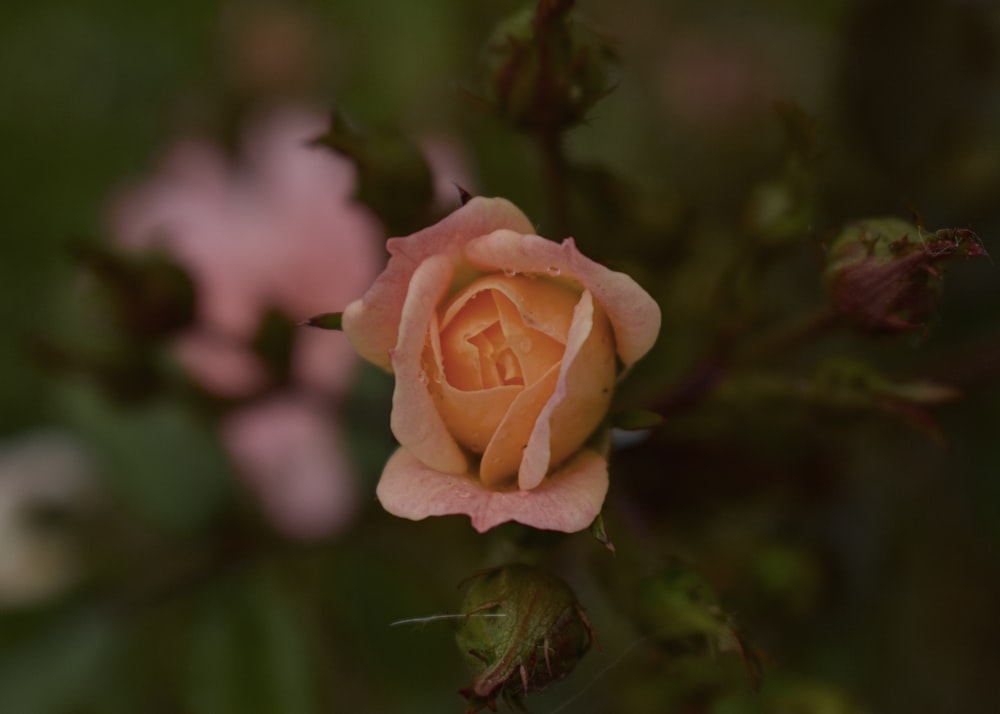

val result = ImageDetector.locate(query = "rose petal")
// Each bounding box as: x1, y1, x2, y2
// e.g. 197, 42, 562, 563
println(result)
440, 274, 578, 343
438, 289, 501, 391
389, 255, 468, 474
491, 291, 566, 386
342, 197, 536, 371
463, 231, 661, 367
518, 290, 616, 491
376, 446, 609, 533
435, 382, 520, 454
426, 309, 521, 454
479, 364, 559, 489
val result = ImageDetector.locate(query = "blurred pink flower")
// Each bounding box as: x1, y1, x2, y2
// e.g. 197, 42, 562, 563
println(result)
112, 105, 382, 397
222, 396, 356, 539
109, 105, 383, 538
657, 34, 776, 134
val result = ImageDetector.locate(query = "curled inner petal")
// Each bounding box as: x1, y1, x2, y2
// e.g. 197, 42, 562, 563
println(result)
433, 276, 581, 478
469, 322, 524, 388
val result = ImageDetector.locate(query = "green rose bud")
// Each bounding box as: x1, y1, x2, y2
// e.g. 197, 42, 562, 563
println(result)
823, 218, 987, 334
455, 563, 594, 713
477, 1, 617, 132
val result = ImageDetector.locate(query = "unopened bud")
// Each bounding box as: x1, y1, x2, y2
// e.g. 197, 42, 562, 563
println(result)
311, 114, 434, 235
478, 2, 616, 133
824, 218, 987, 334
455, 563, 594, 713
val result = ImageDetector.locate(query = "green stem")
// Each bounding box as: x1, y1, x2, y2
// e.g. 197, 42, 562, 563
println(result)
536, 129, 571, 239
648, 305, 841, 418
735, 305, 840, 365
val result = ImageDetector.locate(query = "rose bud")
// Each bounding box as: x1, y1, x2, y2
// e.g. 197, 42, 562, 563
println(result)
824, 218, 988, 334
455, 563, 594, 713
478, 0, 617, 132
341, 196, 660, 532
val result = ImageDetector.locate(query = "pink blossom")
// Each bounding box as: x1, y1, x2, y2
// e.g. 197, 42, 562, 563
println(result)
110, 105, 382, 538
222, 396, 357, 539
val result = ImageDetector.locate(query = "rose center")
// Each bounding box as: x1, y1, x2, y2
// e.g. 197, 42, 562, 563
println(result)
468, 323, 524, 387
436, 276, 576, 394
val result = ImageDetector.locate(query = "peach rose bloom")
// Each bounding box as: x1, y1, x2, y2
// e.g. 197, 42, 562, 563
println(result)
343, 197, 660, 532
110, 105, 382, 539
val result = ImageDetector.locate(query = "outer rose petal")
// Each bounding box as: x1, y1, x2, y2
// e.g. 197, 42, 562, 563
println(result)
342, 197, 536, 371
518, 290, 615, 491
222, 396, 357, 540
389, 255, 468, 474
463, 231, 662, 367
376, 447, 608, 533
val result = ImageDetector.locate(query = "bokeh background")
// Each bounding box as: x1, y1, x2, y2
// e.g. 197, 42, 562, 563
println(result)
2, 0, 1000, 712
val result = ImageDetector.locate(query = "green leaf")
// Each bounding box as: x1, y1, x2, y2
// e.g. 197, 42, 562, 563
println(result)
57, 382, 230, 534
302, 312, 343, 330
589, 513, 616, 554
186, 572, 318, 714
0, 609, 115, 714
611, 408, 664, 431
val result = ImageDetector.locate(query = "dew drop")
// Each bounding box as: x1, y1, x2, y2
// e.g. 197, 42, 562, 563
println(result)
547, 265, 561, 276
417, 369, 429, 386
503, 269, 519, 277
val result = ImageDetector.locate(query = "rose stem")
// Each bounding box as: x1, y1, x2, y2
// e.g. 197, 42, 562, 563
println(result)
536, 128, 572, 240
734, 304, 841, 365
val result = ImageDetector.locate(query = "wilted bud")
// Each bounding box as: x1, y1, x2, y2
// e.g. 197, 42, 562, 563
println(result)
455, 563, 594, 713
824, 218, 987, 333
478, 0, 616, 132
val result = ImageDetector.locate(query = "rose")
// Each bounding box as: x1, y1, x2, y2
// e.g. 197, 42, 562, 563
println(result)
343, 197, 660, 533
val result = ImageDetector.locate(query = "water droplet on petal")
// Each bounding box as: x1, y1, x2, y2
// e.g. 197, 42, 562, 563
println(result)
418, 369, 429, 386
547, 265, 561, 276
503, 269, 519, 277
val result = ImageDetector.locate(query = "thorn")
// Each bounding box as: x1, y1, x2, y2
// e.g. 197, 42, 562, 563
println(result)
456, 184, 474, 205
